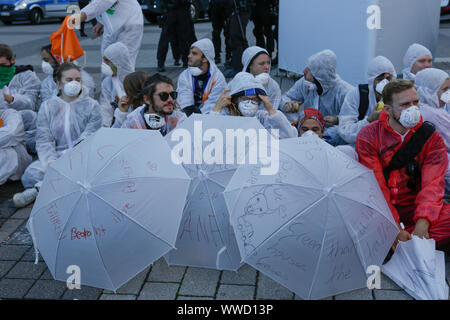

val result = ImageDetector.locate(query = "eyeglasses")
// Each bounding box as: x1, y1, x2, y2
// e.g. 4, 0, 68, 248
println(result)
157, 91, 178, 101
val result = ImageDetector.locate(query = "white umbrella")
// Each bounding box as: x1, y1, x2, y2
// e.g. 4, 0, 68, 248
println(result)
382, 235, 449, 300
223, 134, 399, 299
27, 128, 191, 291
164, 114, 270, 271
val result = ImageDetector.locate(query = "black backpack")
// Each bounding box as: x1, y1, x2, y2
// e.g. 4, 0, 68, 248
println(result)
382, 121, 436, 191
358, 84, 370, 121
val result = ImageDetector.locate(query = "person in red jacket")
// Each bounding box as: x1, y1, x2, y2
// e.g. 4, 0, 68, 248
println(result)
356, 79, 450, 251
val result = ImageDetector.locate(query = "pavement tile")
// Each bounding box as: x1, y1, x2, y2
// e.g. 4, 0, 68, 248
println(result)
177, 296, 214, 300
178, 267, 221, 297
40, 268, 54, 280
10, 207, 32, 220
61, 286, 102, 300
4, 224, 33, 246
0, 219, 23, 237
374, 290, 414, 300
216, 284, 255, 300
148, 258, 186, 283
100, 294, 136, 300
256, 273, 294, 300
5, 261, 47, 279
0, 261, 16, 278
103, 267, 150, 295
0, 245, 29, 261
221, 264, 257, 286
334, 288, 374, 300
21, 247, 45, 263
25, 280, 67, 299
0, 278, 35, 299
138, 282, 179, 300
380, 273, 402, 290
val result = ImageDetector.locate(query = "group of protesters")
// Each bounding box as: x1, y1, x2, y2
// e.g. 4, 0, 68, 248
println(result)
1, 1, 449, 259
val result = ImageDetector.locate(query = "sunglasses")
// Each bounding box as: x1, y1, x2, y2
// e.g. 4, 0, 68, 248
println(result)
157, 91, 178, 101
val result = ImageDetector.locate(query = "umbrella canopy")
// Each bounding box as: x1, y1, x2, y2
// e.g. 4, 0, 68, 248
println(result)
164, 114, 271, 271
382, 236, 449, 300
27, 128, 191, 291
224, 134, 399, 299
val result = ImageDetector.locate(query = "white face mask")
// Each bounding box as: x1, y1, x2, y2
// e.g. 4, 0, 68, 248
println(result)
101, 62, 114, 77
41, 61, 54, 75
144, 113, 166, 129
398, 106, 421, 128
301, 130, 318, 138
304, 80, 317, 91
376, 79, 389, 95
188, 66, 204, 77
238, 100, 260, 117
440, 90, 450, 105
255, 73, 270, 86
63, 81, 82, 97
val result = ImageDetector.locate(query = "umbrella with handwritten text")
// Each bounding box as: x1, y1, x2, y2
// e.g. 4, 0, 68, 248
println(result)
26, 128, 191, 291
223, 133, 399, 300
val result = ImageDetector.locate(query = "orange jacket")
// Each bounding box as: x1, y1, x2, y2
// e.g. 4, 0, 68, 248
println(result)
356, 110, 449, 225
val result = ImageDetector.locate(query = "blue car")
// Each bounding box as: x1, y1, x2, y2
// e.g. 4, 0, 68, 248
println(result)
0, 0, 77, 25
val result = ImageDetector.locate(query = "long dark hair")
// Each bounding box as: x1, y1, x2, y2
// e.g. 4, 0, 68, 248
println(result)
124, 71, 149, 109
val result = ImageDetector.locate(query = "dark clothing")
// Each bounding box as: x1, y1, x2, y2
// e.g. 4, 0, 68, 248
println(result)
157, 0, 197, 67
210, 0, 233, 61
78, 0, 96, 33
251, 0, 275, 56
229, 0, 252, 71
193, 71, 211, 108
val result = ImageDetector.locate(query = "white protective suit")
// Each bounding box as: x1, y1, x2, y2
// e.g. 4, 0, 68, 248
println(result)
338, 56, 397, 145
402, 43, 432, 81
415, 68, 450, 191
0, 108, 32, 185
241, 46, 281, 110
280, 49, 353, 145
214, 72, 297, 139
21, 86, 102, 188
40, 70, 96, 102
177, 39, 228, 114
121, 105, 187, 136
81, 0, 144, 68
98, 42, 134, 127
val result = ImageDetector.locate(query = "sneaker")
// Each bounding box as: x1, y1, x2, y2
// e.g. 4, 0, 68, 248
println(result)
13, 188, 38, 208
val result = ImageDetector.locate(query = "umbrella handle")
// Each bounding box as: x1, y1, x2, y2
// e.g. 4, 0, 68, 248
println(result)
28, 218, 40, 265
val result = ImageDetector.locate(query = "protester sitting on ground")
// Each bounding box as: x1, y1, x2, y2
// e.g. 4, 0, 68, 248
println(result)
355, 79, 450, 251
40, 44, 96, 102
338, 56, 397, 145
1, 43, 41, 154
280, 49, 353, 146
111, 71, 149, 128
415, 68, 450, 194
0, 108, 32, 186
177, 39, 227, 117
13, 63, 102, 208
242, 46, 281, 110
121, 73, 186, 136
401, 43, 432, 80
99, 42, 134, 127
212, 72, 297, 139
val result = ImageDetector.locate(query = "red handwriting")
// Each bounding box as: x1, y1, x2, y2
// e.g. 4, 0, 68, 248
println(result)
69, 151, 83, 171
97, 145, 115, 161
122, 182, 136, 193
71, 227, 92, 240
93, 225, 106, 238
47, 202, 66, 240
179, 212, 222, 247
119, 159, 134, 178
146, 161, 158, 171
49, 178, 64, 193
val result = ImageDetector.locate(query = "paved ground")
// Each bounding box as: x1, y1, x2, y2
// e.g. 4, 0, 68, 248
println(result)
0, 16, 450, 301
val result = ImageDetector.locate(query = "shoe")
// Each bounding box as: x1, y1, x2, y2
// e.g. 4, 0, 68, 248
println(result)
158, 66, 166, 72
174, 60, 181, 66
13, 188, 38, 208
223, 68, 238, 78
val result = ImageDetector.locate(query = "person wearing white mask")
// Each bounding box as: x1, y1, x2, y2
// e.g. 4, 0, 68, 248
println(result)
121, 73, 186, 136
98, 42, 134, 127
401, 43, 432, 81
0, 108, 32, 186
212, 72, 297, 139
40, 44, 95, 102
338, 56, 397, 145
177, 39, 227, 117
70, 0, 144, 69
356, 79, 450, 250
241, 46, 281, 110
280, 49, 353, 146
13, 63, 102, 208
415, 68, 450, 193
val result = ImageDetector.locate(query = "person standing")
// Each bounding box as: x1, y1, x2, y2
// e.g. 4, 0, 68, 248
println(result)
210, 0, 233, 65
77, 0, 97, 37
250, 0, 275, 61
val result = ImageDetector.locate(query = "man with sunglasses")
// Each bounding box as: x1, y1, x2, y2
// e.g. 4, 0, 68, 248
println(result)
121, 74, 186, 136
177, 39, 227, 117
338, 56, 397, 145
356, 79, 450, 253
